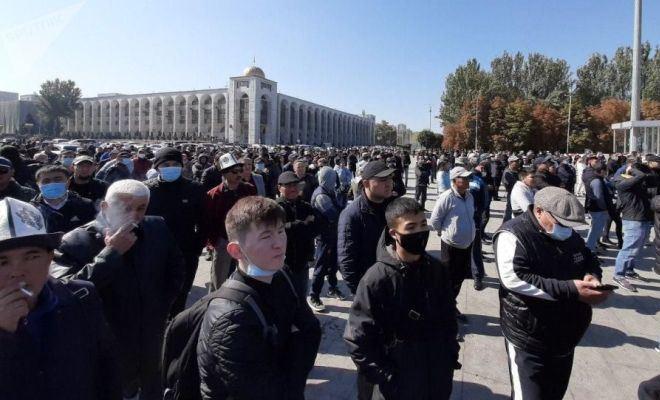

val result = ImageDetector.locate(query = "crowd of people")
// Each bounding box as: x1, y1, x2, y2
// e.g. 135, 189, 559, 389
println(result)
0, 139, 658, 400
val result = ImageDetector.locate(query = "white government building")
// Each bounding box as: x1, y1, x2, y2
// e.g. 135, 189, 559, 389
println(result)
65, 65, 375, 146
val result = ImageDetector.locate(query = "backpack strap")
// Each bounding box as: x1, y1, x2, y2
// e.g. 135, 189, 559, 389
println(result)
278, 269, 299, 305
217, 280, 273, 340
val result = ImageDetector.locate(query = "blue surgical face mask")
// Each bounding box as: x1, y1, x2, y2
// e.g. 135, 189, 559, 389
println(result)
61, 157, 74, 167
159, 166, 182, 182
241, 246, 277, 277
40, 182, 67, 200
121, 158, 134, 174
547, 220, 573, 241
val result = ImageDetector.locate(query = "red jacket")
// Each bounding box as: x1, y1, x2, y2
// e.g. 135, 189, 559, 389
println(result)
202, 181, 256, 246
132, 157, 153, 180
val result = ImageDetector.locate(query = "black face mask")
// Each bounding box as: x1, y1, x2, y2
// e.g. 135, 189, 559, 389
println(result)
393, 230, 430, 255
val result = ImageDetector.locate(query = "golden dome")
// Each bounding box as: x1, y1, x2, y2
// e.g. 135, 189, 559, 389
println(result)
243, 65, 265, 79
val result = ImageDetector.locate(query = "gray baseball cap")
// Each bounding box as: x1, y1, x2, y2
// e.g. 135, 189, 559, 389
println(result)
534, 186, 586, 227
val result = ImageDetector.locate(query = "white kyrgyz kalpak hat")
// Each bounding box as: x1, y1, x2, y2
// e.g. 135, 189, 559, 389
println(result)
218, 153, 243, 172
0, 197, 62, 252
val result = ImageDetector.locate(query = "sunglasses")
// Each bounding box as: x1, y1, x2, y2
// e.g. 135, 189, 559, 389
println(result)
0, 168, 9, 175
228, 168, 243, 175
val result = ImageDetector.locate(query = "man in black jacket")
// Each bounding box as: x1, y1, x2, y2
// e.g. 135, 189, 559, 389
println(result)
0, 197, 121, 400
197, 196, 321, 400
32, 165, 96, 234
414, 158, 431, 208
201, 154, 225, 191
294, 159, 318, 203
344, 197, 459, 400
502, 155, 520, 222
612, 161, 658, 291
0, 156, 37, 202
338, 161, 394, 296
68, 155, 108, 208
145, 148, 205, 316
55, 179, 185, 400
494, 187, 609, 400
276, 171, 320, 299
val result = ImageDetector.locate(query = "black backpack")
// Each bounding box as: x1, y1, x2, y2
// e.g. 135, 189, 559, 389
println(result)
161, 270, 297, 400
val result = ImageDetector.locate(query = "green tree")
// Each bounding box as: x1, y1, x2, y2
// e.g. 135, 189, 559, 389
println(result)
643, 46, 660, 101
575, 53, 611, 106
440, 59, 493, 124
417, 129, 442, 149
37, 79, 81, 136
375, 120, 397, 146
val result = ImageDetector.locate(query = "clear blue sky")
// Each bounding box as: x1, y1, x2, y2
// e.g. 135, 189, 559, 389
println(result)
1, 0, 658, 132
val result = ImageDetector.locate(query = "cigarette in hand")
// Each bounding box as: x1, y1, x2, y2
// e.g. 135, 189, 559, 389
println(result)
19, 283, 33, 297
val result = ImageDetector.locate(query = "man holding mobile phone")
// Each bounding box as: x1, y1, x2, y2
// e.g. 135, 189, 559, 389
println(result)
494, 187, 611, 400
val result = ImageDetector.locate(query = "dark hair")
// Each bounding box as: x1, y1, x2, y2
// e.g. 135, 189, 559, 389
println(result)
519, 169, 531, 180
225, 196, 286, 242
385, 197, 424, 228
593, 162, 607, 174
35, 165, 69, 181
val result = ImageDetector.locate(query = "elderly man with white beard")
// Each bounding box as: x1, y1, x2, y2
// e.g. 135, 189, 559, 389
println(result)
54, 179, 185, 400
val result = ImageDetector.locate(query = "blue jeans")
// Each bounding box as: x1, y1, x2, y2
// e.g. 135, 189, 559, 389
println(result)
586, 211, 608, 251
614, 220, 652, 276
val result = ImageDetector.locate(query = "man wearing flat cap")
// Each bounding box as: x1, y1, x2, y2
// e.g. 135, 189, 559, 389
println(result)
494, 186, 609, 400
0, 197, 121, 400
430, 166, 476, 321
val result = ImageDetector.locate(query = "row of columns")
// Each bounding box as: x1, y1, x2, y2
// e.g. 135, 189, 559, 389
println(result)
66, 94, 228, 138
277, 102, 373, 146
65, 94, 374, 146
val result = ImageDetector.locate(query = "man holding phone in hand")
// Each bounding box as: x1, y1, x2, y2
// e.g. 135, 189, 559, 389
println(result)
494, 186, 611, 400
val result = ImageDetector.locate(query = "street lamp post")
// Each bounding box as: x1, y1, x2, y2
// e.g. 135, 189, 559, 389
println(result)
566, 81, 573, 154
474, 94, 479, 151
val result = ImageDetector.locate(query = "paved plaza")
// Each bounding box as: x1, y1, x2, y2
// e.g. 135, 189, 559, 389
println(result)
191, 166, 660, 400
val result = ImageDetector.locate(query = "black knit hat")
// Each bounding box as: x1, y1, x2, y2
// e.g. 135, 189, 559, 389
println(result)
153, 148, 183, 169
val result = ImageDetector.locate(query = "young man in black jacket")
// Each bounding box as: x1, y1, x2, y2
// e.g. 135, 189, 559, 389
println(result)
344, 197, 459, 400
145, 148, 205, 317
197, 196, 321, 400
32, 165, 96, 234
0, 197, 121, 400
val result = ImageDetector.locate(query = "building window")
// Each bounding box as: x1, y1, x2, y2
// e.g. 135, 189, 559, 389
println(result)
261, 82, 272, 91
236, 81, 249, 88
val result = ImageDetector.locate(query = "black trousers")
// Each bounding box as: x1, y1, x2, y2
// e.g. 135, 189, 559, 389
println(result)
493, 176, 502, 199
603, 210, 623, 245
439, 241, 472, 299
170, 251, 200, 318
357, 372, 374, 400
505, 339, 574, 400
415, 185, 428, 208
310, 239, 338, 297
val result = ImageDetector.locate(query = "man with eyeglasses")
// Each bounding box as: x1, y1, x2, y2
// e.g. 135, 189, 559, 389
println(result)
202, 153, 256, 290
0, 157, 37, 202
